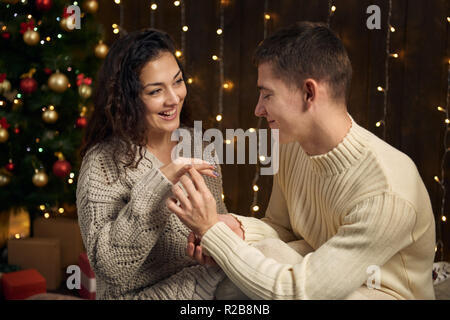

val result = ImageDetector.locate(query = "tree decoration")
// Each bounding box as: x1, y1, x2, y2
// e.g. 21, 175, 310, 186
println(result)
48, 71, 69, 93
52, 152, 71, 178
32, 169, 48, 187
77, 74, 92, 99
35, 0, 52, 12
82, 0, 98, 14
20, 20, 40, 46
0, 117, 10, 143
19, 69, 38, 94
94, 40, 108, 59
42, 105, 58, 124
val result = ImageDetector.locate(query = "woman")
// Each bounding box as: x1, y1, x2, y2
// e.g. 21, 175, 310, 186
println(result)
76, 28, 227, 299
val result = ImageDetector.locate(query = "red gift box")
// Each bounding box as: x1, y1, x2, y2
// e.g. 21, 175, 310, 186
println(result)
78, 252, 95, 300
2, 269, 46, 300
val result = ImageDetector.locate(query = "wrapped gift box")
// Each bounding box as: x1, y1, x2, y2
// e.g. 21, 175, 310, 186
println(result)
7, 238, 61, 290
33, 217, 85, 270
78, 252, 95, 300
2, 269, 46, 300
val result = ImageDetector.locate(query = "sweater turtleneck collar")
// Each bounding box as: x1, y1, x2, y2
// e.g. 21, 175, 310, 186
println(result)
308, 115, 370, 176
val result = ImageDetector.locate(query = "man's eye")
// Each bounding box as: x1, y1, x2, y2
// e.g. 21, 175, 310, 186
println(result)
264, 94, 272, 100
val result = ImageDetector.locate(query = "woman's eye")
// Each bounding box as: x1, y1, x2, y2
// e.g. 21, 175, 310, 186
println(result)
175, 78, 184, 85
148, 89, 161, 96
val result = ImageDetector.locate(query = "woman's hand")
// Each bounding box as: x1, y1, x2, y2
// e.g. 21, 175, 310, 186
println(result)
166, 168, 219, 237
159, 157, 218, 185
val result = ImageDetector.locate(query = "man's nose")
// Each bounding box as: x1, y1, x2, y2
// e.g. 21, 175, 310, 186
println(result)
254, 100, 266, 117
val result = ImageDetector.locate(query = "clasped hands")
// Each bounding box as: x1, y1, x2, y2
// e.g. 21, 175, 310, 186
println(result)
163, 158, 244, 266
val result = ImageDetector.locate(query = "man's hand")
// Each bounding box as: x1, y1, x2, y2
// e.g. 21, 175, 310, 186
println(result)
186, 214, 245, 266
166, 168, 219, 237
160, 157, 217, 185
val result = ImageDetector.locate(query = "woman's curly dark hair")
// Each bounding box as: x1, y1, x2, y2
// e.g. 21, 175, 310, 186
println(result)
80, 28, 192, 169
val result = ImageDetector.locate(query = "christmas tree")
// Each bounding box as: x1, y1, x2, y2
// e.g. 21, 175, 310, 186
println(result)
0, 0, 107, 239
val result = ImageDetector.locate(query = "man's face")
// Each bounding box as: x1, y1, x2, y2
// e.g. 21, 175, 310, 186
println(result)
255, 62, 305, 144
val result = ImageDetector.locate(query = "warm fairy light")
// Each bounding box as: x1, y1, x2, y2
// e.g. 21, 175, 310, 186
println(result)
212, 55, 219, 61
390, 25, 396, 32
0, 101, 4, 107
182, 26, 188, 32
175, 50, 182, 57
114, 0, 120, 4
113, 28, 119, 34
187, 78, 193, 84
216, 28, 223, 35
58, 208, 64, 214
44, 212, 50, 219
40, 40, 45, 45
447, 17, 450, 23
112, 23, 118, 28
151, 3, 157, 10
221, 193, 224, 200
443, 216, 447, 222
264, 14, 271, 20
15, 234, 20, 239
225, 139, 231, 144
49, 105, 55, 111
39, 205, 45, 210
68, 178, 74, 184
377, 86, 385, 92
174, 0, 180, 6
437, 106, 445, 112
69, 172, 75, 178
253, 185, 259, 192
252, 205, 260, 212
259, 155, 266, 162
1, 26, 6, 31
331, 5, 336, 12
249, 128, 256, 133
434, 176, 441, 183
27, 14, 32, 19
375, 121, 383, 127
216, 114, 223, 122
446, 119, 450, 124
390, 53, 399, 58
46, 36, 51, 41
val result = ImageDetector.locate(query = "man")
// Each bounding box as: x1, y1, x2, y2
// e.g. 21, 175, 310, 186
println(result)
166, 21, 436, 300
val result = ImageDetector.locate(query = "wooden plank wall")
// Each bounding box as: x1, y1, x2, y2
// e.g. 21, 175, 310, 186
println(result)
96, 0, 450, 261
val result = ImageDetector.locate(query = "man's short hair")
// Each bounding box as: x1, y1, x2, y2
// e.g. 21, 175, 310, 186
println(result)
253, 21, 353, 104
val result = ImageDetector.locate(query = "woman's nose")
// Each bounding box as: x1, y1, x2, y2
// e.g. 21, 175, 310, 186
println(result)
165, 88, 181, 105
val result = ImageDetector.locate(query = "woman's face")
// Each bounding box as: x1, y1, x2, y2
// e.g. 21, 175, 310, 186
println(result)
139, 51, 187, 135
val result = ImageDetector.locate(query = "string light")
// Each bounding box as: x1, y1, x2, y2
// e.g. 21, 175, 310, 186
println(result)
114, 0, 120, 4
174, 0, 180, 6
327, 1, 336, 26
175, 50, 182, 57
212, 55, 219, 61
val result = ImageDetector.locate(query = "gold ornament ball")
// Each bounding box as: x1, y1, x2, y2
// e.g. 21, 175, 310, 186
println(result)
42, 109, 58, 123
0, 128, 9, 143
78, 84, 92, 99
0, 173, 11, 187
95, 41, 109, 59
23, 30, 40, 46
0, 79, 11, 93
32, 171, 48, 187
48, 72, 69, 93
83, 0, 98, 14
60, 17, 75, 32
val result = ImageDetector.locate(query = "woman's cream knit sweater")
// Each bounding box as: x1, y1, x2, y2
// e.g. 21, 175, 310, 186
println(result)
76, 136, 227, 300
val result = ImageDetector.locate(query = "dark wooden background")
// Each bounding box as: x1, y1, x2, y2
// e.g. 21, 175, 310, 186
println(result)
94, 0, 450, 261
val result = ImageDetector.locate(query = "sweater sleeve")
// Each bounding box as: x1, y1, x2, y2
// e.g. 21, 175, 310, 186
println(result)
230, 174, 298, 243
76, 150, 173, 286
201, 193, 416, 299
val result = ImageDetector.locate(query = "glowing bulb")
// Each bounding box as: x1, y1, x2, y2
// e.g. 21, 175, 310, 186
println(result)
442, 216, 447, 222
253, 185, 259, 192
182, 26, 188, 32
113, 28, 119, 34
40, 40, 45, 45
58, 208, 64, 214
447, 17, 450, 23
27, 14, 32, 19
252, 205, 260, 212
216, 28, 223, 35
57, 34, 62, 39
15, 234, 20, 239
390, 53, 399, 58
221, 193, 224, 200
446, 119, 450, 124
187, 78, 193, 84
249, 128, 256, 133
212, 55, 219, 61
377, 86, 384, 92
434, 176, 440, 183
264, 14, 271, 20
223, 83, 229, 89
112, 23, 118, 28
69, 172, 75, 178
390, 26, 396, 32
437, 106, 445, 112
151, 3, 157, 10
114, 0, 120, 4
174, 0, 180, 6
68, 178, 74, 184
216, 114, 222, 122
39, 205, 45, 211
259, 155, 266, 162
331, 5, 336, 12
44, 212, 50, 219
175, 50, 182, 57
375, 121, 383, 127
0, 101, 4, 107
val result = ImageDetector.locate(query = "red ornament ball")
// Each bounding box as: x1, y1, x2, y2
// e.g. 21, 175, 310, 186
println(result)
75, 116, 87, 128
52, 159, 71, 178
5, 162, 15, 172
13, 127, 20, 134
36, 0, 53, 11
1, 32, 11, 40
20, 77, 38, 94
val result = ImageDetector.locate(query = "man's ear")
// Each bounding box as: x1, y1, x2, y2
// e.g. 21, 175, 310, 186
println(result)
302, 79, 317, 104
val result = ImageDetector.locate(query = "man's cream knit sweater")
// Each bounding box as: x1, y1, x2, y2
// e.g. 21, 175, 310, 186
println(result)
76, 137, 227, 299
202, 117, 436, 300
